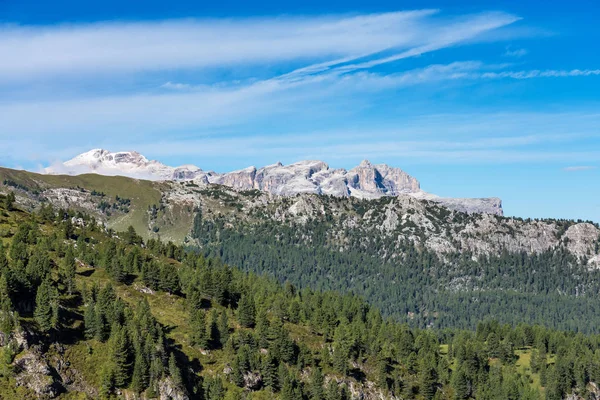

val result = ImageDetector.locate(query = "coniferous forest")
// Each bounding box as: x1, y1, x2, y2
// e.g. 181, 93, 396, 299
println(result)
191, 211, 600, 333
1, 191, 600, 399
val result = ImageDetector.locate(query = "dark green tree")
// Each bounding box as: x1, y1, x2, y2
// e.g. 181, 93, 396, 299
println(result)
309, 367, 324, 400
109, 324, 132, 388
237, 295, 255, 328
0, 275, 14, 334
61, 246, 77, 295
34, 279, 58, 332
191, 309, 209, 349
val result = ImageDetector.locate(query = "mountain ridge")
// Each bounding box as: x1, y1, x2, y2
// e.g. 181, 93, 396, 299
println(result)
44, 149, 503, 215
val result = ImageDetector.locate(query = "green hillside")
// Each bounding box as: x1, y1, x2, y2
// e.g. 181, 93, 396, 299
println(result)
0, 167, 193, 242
1, 192, 600, 399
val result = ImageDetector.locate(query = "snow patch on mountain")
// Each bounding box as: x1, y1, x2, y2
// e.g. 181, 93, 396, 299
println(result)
45, 149, 202, 181
43, 149, 503, 215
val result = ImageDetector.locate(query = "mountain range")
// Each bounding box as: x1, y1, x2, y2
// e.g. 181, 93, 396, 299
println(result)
44, 149, 503, 215
2, 149, 600, 329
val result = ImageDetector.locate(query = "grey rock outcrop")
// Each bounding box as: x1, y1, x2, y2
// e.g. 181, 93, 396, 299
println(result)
14, 349, 58, 398
44, 149, 502, 215
158, 377, 189, 400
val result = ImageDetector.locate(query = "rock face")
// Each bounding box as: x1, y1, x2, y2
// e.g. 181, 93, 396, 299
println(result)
157, 377, 189, 400
14, 350, 58, 398
44, 149, 502, 215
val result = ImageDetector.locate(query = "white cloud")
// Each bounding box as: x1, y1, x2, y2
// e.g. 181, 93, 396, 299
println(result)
504, 47, 528, 57
161, 81, 194, 90
563, 166, 597, 171
480, 69, 600, 79
0, 10, 517, 83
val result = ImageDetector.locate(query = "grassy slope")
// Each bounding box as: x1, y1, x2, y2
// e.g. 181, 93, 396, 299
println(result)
0, 167, 168, 240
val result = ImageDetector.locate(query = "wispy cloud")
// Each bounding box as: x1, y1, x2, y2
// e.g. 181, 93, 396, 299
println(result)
563, 166, 597, 171
504, 47, 528, 57
0, 10, 517, 83
481, 69, 600, 79
161, 81, 195, 91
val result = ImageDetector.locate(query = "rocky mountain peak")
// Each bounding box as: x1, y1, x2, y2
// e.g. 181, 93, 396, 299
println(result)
43, 149, 502, 215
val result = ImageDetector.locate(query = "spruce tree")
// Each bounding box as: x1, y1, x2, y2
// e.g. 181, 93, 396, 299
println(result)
332, 343, 349, 376
109, 324, 132, 387
218, 311, 229, 347
34, 279, 58, 332
83, 301, 98, 339
231, 356, 245, 388
205, 376, 225, 400
262, 353, 279, 391
450, 367, 470, 400
63, 218, 74, 240
191, 309, 209, 349
3, 192, 15, 211
209, 309, 221, 349
0, 243, 8, 275
99, 362, 115, 399
326, 380, 341, 400
168, 353, 183, 387
27, 246, 51, 285
131, 344, 150, 393
0, 274, 14, 334
160, 263, 180, 294
62, 246, 77, 295
237, 295, 255, 328
309, 367, 324, 400
418, 354, 437, 400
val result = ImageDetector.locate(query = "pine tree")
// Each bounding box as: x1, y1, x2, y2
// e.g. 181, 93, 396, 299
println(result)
262, 353, 279, 391
0, 274, 14, 334
109, 324, 132, 387
418, 354, 437, 400
110, 258, 127, 284
218, 311, 229, 347
326, 380, 341, 400
255, 306, 270, 348
280, 373, 296, 400
63, 218, 74, 240
0, 243, 8, 276
27, 246, 51, 285
3, 192, 15, 211
83, 301, 98, 339
231, 356, 245, 388
99, 362, 115, 399
237, 295, 255, 328
160, 263, 180, 294
209, 309, 221, 349
61, 246, 77, 295
205, 376, 225, 400
131, 344, 150, 393
332, 343, 349, 376
487, 332, 501, 358
191, 309, 209, 349
168, 353, 183, 387
309, 367, 324, 400
34, 279, 58, 332
288, 300, 301, 324
376, 357, 389, 391
450, 367, 470, 400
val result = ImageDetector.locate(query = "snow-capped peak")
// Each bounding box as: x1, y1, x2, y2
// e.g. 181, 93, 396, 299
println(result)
43, 149, 502, 215
45, 149, 202, 181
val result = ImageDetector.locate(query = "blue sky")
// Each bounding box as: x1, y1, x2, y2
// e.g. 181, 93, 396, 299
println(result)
0, 0, 599, 221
